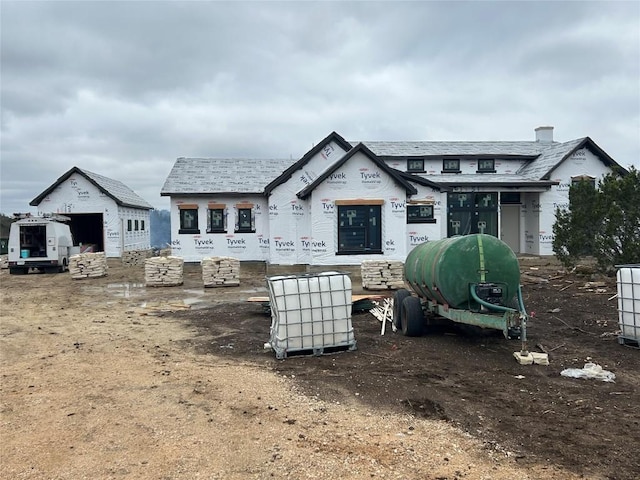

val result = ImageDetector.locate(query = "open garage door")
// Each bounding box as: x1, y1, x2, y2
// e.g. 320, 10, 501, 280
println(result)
67, 213, 104, 252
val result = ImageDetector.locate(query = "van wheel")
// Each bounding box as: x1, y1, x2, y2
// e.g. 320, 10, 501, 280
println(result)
393, 289, 411, 331
401, 296, 424, 337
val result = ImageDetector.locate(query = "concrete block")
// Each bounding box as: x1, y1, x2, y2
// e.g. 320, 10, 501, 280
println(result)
531, 352, 550, 365
513, 351, 534, 365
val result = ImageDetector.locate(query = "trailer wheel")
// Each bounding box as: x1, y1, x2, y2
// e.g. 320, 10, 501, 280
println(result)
401, 296, 424, 337
393, 289, 411, 331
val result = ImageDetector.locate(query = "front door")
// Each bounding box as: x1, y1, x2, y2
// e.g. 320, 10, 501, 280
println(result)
500, 205, 520, 253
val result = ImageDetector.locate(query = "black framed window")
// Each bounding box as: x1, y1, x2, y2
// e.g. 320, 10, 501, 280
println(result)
207, 208, 226, 233
500, 192, 521, 204
179, 208, 200, 234
337, 205, 382, 254
407, 204, 436, 223
442, 159, 460, 173
127, 219, 132, 232
134, 220, 139, 231
477, 159, 495, 173
236, 208, 254, 233
407, 159, 424, 172
140, 220, 145, 231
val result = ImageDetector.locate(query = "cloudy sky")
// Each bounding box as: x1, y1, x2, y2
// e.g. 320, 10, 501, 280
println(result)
1, 0, 639, 214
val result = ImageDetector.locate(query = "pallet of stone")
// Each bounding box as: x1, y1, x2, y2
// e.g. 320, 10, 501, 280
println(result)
361, 259, 405, 290
0, 255, 8, 269
145, 256, 184, 286
202, 256, 240, 287
122, 249, 154, 267
69, 252, 108, 279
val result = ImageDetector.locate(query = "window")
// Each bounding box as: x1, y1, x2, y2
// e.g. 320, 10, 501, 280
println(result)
407, 204, 435, 223
179, 207, 199, 234
235, 207, 254, 233
442, 159, 460, 173
140, 220, 145, 231
407, 159, 424, 172
571, 175, 596, 188
134, 220, 139, 231
127, 219, 132, 232
477, 159, 495, 173
500, 192, 521, 204
207, 208, 226, 233
337, 204, 382, 254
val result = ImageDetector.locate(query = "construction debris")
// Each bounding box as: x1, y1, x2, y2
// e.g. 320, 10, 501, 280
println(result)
369, 298, 394, 335
69, 252, 108, 279
202, 256, 240, 287
145, 256, 184, 286
361, 260, 405, 290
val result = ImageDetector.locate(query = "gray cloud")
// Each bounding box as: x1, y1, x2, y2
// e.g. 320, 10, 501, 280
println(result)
1, 0, 638, 214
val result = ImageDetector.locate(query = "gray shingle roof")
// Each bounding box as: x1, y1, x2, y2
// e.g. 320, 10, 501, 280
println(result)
357, 141, 546, 157
30, 166, 153, 209
161, 158, 293, 195
517, 138, 587, 179
81, 169, 154, 209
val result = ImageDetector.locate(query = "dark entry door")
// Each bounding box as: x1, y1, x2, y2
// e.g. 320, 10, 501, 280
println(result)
447, 192, 498, 237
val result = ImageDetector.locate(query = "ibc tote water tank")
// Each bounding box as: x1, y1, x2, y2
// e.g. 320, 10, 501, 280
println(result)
404, 234, 521, 309
266, 272, 356, 359
616, 265, 640, 343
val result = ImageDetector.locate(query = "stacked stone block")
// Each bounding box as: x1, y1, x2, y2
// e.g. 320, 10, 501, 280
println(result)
145, 256, 184, 286
121, 249, 154, 267
69, 252, 108, 279
0, 255, 8, 269
361, 260, 405, 290
202, 256, 240, 287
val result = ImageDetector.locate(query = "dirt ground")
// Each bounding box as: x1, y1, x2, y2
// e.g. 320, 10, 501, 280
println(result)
1, 257, 638, 480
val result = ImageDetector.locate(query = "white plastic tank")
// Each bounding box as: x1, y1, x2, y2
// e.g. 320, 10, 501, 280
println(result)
266, 272, 356, 358
616, 264, 640, 344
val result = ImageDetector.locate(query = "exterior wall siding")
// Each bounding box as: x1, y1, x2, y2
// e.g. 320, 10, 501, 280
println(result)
170, 195, 269, 262
33, 173, 150, 257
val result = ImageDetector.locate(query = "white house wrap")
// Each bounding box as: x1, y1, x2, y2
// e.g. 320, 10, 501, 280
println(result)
30, 167, 153, 258
161, 128, 625, 265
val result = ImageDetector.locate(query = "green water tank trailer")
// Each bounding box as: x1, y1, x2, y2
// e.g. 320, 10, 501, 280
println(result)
397, 234, 528, 340
404, 234, 521, 309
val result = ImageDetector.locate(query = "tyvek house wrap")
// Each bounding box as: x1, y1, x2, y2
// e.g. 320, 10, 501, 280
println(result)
34, 173, 150, 257
268, 140, 349, 265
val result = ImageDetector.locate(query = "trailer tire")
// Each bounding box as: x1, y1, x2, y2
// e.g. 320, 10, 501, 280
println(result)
393, 289, 411, 331
401, 296, 424, 337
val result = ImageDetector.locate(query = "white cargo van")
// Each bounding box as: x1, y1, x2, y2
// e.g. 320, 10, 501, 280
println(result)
8, 214, 80, 274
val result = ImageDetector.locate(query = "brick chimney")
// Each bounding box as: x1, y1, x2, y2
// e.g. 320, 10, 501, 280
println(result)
535, 126, 554, 142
